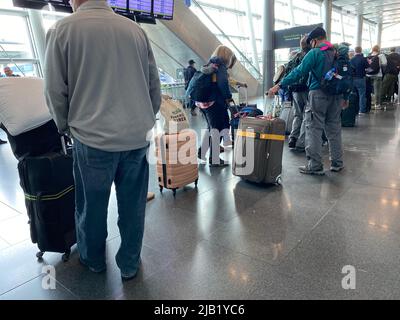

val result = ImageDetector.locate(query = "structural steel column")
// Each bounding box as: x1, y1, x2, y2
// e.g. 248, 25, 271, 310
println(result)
262, 0, 275, 92
245, 0, 260, 72
322, 0, 332, 40
28, 9, 46, 67
340, 13, 346, 42
288, 0, 295, 27
377, 22, 383, 47
356, 15, 363, 48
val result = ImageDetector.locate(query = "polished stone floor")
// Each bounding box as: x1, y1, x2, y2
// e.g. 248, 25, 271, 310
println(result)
0, 105, 400, 300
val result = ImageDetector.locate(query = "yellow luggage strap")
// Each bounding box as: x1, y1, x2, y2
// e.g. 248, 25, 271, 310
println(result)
25, 185, 75, 201
237, 130, 285, 141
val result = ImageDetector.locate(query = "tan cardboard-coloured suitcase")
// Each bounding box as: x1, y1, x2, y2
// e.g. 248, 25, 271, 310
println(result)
155, 131, 199, 196
233, 117, 285, 185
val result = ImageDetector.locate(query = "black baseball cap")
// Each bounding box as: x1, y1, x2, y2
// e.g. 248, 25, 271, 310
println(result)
306, 27, 327, 45
189, 60, 196, 65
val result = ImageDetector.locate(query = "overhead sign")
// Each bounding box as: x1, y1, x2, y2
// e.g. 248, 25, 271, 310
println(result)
274, 23, 323, 50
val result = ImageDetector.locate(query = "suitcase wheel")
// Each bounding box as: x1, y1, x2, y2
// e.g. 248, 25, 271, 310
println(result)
62, 250, 71, 263
36, 251, 44, 261
275, 176, 282, 186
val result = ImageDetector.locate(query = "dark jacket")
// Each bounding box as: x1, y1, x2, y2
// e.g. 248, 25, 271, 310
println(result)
281, 41, 334, 92
184, 65, 197, 90
386, 52, 400, 76
350, 53, 369, 78
284, 48, 310, 92
201, 56, 232, 106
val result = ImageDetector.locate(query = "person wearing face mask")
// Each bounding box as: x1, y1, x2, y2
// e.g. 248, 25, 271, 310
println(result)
269, 27, 345, 176
280, 34, 312, 152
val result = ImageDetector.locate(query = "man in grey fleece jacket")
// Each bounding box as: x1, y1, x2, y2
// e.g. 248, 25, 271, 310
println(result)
44, 0, 161, 280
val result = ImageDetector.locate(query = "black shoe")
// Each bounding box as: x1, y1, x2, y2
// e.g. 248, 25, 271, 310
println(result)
330, 164, 344, 172
293, 147, 305, 153
299, 166, 325, 176
0, 139, 7, 145
288, 138, 297, 149
121, 258, 142, 282
79, 258, 107, 274
209, 158, 229, 167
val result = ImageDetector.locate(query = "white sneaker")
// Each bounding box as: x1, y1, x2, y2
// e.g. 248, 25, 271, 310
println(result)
223, 139, 234, 148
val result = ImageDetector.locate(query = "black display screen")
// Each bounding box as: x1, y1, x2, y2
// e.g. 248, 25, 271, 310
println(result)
12, 0, 174, 21
128, 0, 152, 16
12, 0, 72, 13
152, 0, 174, 20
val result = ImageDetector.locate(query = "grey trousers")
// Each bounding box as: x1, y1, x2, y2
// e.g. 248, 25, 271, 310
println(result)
305, 90, 344, 170
290, 91, 308, 149
372, 77, 383, 106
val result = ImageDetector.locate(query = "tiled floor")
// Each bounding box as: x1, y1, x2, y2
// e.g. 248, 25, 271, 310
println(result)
0, 104, 400, 300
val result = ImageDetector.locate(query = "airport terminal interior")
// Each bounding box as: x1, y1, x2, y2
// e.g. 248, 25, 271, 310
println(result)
1, 0, 400, 300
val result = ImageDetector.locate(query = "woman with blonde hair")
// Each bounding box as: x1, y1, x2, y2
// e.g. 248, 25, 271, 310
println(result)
197, 45, 237, 167
367, 45, 387, 109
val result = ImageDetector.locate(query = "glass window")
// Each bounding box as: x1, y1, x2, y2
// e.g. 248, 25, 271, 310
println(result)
42, 12, 70, 33
0, 14, 35, 60
0, 0, 19, 9
0, 62, 39, 77
382, 24, 400, 49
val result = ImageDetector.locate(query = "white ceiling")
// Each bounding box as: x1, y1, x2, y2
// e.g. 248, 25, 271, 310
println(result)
333, 0, 400, 25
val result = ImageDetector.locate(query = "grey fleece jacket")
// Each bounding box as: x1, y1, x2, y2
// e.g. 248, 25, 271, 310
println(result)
44, 0, 161, 152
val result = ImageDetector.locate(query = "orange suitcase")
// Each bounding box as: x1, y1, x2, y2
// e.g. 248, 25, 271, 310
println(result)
155, 131, 199, 196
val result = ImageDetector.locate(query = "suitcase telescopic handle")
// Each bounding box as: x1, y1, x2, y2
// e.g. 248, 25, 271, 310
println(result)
237, 85, 248, 106
61, 136, 67, 155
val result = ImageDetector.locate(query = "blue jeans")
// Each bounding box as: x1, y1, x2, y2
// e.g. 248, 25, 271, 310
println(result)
73, 139, 149, 275
353, 77, 367, 113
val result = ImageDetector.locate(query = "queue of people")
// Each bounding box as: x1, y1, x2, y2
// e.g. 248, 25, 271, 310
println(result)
266, 26, 400, 176
1, 1, 399, 284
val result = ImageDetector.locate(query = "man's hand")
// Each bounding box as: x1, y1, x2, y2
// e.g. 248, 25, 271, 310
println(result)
267, 84, 280, 97
226, 98, 235, 105
341, 99, 349, 109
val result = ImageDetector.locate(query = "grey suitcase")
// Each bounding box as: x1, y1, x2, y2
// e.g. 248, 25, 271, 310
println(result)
233, 117, 285, 185
279, 102, 294, 135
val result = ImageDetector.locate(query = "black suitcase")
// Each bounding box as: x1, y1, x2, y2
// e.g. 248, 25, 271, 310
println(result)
342, 92, 358, 127
233, 117, 285, 185
18, 149, 76, 262
1, 121, 62, 161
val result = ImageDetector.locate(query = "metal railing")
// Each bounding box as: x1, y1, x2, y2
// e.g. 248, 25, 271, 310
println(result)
161, 83, 187, 105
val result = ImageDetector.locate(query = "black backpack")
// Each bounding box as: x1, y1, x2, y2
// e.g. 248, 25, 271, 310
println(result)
320, 45, 353, 96
367, 55, 380, 75
285, 51, 309, 92
186, 71, 218, 103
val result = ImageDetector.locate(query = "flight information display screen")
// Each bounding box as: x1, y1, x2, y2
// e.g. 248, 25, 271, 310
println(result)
12, 0, 174, 22
128, 0, 152, 15
153, 0, 174, 20
12, 0, 72, 12
108, 0, 127, 13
